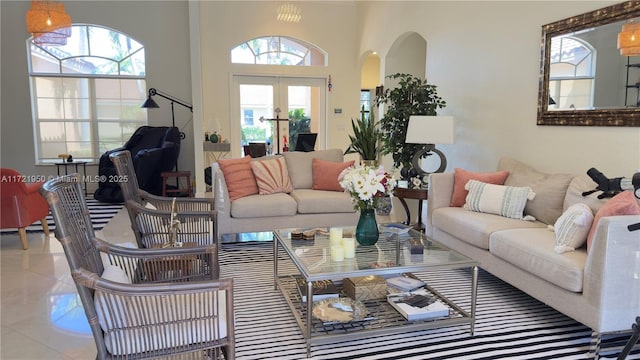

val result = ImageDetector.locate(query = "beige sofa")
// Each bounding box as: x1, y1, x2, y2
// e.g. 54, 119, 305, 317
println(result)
427, 157, 640, 340
212, 149, 358, 239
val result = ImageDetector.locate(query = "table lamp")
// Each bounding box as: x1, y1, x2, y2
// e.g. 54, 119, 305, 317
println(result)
405, 116, 455, 175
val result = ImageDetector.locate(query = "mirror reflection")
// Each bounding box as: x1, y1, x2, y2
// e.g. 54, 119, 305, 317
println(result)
548, 18, 640, 111
537, 1, 640, 127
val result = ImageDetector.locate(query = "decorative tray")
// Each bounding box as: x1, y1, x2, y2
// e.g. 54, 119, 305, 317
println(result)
379, 223, 412, 234
311, 297, 369, 323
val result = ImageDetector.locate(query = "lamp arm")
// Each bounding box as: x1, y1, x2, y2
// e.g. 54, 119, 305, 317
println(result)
148, 88, 193, 112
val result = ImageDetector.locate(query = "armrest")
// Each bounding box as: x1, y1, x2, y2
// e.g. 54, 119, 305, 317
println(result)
212, 163, 231, 222
584, 215, 640, 332
94, 237, 219, 281
426, 173, 455, 236
138, 190, 214, 212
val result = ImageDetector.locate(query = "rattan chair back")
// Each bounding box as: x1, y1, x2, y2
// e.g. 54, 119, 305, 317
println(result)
125, 200, 216, 249
41, 173, 104, 275
109, 150, 142, 204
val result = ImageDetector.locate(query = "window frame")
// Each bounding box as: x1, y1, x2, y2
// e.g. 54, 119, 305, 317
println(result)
27, 24, 147, 164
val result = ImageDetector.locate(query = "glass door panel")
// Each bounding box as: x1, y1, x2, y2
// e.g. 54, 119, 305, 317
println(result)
239, 84, 274, 155
233, 76, 326, 157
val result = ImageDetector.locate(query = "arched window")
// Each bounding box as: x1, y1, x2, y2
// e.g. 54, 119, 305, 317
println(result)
231, 36, 326, 66
27, 24, 147, 163
548, 36, 595, 109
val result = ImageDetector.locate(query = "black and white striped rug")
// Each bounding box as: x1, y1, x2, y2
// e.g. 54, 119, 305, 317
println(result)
0, 198, 123, 234
219, 242, 639, 360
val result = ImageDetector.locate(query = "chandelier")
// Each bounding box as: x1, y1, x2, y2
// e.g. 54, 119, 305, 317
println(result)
618, 21, 640, 56
277, 3, 301, 23
26, 1, 72, 45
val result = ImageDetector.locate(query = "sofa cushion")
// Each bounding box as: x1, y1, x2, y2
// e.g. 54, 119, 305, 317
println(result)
586, 191, 640, 252
312, 158, 355, 191
217, 156, 259, 201
464, 180, 536, 220
284, 149, 344, 189
498, 157, 573, 225
552, 203, 594, 254
251, 156, 293, 195
563, 173, 608, 214
230, 193, 297, 218
290, 189, 356, 214
450, 168, 509, 207
489, 228, 587, 293
432, 207, 546, 250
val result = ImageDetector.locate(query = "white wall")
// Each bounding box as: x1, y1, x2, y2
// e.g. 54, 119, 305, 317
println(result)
358, 1, 640, 177
195, 1, 360, 155
1, 1, 193, 193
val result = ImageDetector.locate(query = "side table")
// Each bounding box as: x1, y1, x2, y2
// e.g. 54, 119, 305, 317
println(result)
54, 161, 89, 196
394, 187, 428, 232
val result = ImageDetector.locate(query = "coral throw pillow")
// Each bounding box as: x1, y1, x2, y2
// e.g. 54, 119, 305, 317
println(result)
586, 191, 640, 252
251, 157, 293, 195
312, 159, 355, 191
217, 156, 259, 201
451, 168, 510, 207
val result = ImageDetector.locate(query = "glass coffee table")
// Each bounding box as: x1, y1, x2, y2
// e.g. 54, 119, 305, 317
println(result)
273, 226, 479, 351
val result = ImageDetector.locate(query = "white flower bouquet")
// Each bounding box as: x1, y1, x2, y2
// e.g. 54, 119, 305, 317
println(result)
338, 164, 396, 211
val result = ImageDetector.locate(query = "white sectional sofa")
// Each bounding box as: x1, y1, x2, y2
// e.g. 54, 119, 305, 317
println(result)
427, 157, 640, 342
212, 149, 358, 239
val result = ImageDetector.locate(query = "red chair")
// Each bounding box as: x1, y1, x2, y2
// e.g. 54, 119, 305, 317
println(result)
0, 168, 50, 249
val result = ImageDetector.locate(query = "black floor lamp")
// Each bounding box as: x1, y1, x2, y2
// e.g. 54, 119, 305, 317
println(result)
141, 88, 193, 172
141, 88, 193, 140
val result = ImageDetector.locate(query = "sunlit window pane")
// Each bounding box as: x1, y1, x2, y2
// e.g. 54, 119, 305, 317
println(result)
28, 24, 147, 163
231, 36, 326, 67
549, 36, 594, 109
37, 98, 64, 119
64, 122, 91, 142
39, 122, 65, 141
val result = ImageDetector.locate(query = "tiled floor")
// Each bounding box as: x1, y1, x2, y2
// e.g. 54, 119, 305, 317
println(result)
0, 209, 132, 359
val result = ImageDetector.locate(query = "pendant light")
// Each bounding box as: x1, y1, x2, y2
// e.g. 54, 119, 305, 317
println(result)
26, 1, 72, 45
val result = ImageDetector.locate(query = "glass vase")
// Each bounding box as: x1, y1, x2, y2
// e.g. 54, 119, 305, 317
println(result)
355, 208, 379, 246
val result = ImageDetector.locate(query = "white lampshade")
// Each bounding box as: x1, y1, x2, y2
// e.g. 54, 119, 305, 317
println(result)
405, 116, 455, 144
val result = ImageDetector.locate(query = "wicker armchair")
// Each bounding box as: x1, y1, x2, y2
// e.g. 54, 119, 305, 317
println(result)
41, 174, 234, 359
109, 150, 213, 212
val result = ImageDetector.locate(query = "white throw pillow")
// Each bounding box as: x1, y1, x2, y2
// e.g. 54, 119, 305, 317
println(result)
100, 241, 139, 278
464, 179, 536, 220
551, 203, 594, 254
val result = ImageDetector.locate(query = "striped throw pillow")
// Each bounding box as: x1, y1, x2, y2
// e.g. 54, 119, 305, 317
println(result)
464, 180, 536, 220
251, 157, 293, 195
217, 156, 259, 201
552, 203, 593, 254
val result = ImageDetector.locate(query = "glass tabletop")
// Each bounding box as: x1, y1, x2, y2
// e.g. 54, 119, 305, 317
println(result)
273, 226, 477, 281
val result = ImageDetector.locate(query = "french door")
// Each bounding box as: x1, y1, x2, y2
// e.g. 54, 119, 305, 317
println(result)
231, 75, 326, 156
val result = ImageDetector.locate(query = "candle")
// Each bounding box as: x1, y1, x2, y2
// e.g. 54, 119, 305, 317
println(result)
329, 227, 343, 246
342, 237, 355, 258
331, 245, 345, 261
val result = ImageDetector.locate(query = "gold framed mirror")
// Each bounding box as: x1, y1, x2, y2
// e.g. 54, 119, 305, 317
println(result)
537, 1, 640, 126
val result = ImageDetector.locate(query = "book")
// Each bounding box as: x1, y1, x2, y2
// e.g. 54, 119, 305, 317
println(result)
386, 275, 425, 292
295, 277, 339, 303
387, 289, 450, 321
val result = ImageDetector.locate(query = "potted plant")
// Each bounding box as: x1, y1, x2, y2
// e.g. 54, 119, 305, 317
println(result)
376, 73, 446, 172
344, 106, 381, 163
